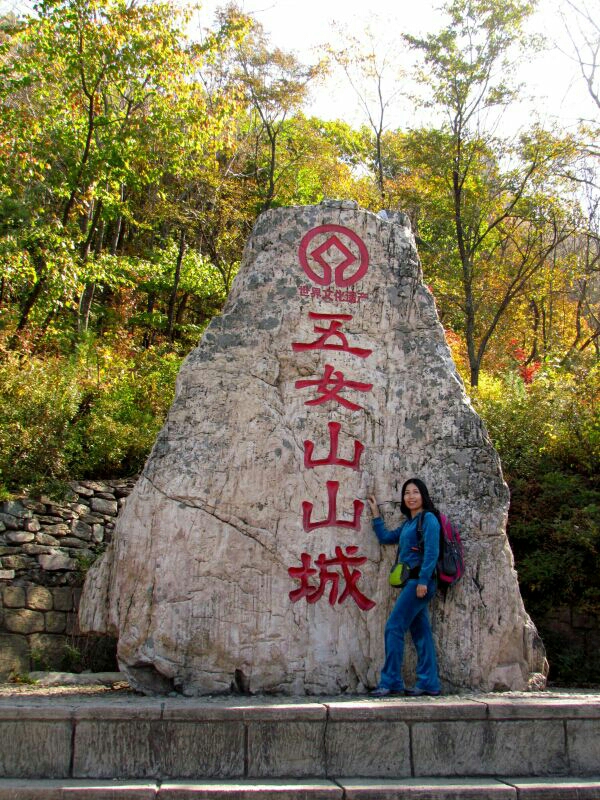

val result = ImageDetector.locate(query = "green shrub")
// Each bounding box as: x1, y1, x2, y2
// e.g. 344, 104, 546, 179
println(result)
61, 635, 118, 673
0, 349, 83, 493
0, 338, 181, 493
474, 362, 599, 479
474, 362, 600, 684
66, 345, 181, 478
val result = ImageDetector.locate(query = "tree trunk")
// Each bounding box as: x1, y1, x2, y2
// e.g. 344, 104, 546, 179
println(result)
466, 319, 480, 387
78, 284, 96, 334
469, 361, 480, 388
38, 305, 57, 338
167, 230, 186, 341
376, 129, 385, 204
110, 216, 122, 255
541, 300, 548, 353
142, 292, 156, 349
110, 185, 125, 255
16, 275, 45, 332
176, 292, 190, 326
452, 166, 479, 387
94, 219, 105, 256
261, 127, 277, 211
528, 298, 540, 362
62, 88, 98, 226
78, 199, 103, 334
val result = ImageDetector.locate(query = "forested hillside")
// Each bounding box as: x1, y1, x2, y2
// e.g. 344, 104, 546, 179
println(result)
1, 0, 598, 682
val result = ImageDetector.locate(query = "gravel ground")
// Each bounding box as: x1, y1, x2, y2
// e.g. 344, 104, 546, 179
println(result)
0, 673, 598, 701
0, 672, 134, 697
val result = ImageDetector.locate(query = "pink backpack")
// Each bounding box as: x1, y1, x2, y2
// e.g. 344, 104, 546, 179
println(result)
417, 512, 465, 589
436, 513, 465, 586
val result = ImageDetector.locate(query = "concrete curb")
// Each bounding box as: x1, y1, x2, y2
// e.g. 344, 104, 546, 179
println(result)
0, 692, 599, 781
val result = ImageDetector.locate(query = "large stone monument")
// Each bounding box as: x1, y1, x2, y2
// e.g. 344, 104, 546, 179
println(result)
79, 200, 547, 695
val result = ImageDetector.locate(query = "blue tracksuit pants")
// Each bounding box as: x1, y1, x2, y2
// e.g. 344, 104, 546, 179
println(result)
379, 578, 440, 692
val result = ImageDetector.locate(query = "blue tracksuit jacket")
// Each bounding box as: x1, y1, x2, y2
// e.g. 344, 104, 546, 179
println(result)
372, 510, 440, 583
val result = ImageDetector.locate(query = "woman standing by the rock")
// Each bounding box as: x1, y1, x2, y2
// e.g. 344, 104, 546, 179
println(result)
368, 478, 441, 697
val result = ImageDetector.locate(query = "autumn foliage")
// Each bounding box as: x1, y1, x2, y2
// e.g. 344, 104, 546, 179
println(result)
0, 0, 599, 682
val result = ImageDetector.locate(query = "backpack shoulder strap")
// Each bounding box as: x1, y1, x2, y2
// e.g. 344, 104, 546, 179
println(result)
393, 519, 407, 565
416, 511, 425, 548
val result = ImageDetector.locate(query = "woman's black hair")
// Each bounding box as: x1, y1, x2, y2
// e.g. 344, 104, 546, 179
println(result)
400, 477, 438, 518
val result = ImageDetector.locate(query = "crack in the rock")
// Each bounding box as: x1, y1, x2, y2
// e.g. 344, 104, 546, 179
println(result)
140, 473, 278, 557
248, 370, 279, 389
472, 572, 487, 608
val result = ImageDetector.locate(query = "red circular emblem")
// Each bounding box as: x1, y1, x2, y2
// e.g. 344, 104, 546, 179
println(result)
298, 225, 369, 288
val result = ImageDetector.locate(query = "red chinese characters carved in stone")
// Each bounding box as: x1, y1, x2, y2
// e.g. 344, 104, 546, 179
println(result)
304, 421, 364, 471
302, 479, 364, 531
288, 545, 376, 610
295, 364, 373, 412
292, 313, 372, 359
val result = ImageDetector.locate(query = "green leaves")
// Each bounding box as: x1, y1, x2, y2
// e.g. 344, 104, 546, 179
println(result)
0, 340, 182, 493
406, 0, 536, 126
0, 0, 251, 340
474, 364, 600, 683
395, 0, 584, 387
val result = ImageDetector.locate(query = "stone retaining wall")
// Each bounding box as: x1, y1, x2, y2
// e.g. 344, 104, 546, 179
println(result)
0, 479, 136, 679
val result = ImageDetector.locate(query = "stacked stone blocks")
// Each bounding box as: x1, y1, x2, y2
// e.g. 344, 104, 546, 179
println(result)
0, 479, 136, 678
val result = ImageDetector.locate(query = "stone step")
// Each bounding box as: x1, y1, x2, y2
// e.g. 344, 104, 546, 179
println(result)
2, 778, 600, 800
0, 693, 599, 781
